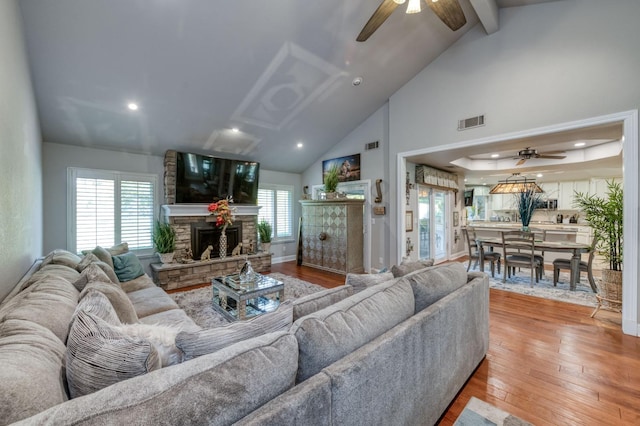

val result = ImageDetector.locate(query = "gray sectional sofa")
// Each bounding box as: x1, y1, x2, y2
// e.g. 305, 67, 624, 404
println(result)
0, 248, 489, 425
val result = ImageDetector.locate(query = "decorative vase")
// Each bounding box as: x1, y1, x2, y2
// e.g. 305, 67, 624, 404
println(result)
262, 242, 271, 254
219, 227, 227, 259
158, 252, 175, 264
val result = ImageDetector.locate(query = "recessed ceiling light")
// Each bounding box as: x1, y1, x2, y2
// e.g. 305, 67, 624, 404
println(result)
297, 142, 303, 148
231, 127, 239, 133
537, 173, 543, 178
127, 102, 138, 111
574, 142, 586, 147
352, 77, 363, 86
490, 154, 499, 158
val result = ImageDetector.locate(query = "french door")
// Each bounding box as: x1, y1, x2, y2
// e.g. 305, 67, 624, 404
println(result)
418, 185, 448, 263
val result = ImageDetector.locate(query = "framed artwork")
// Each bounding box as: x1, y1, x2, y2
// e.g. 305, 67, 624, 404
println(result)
453, 211, 459, 227
322, 154, 361, 184
405, 211, 413, 232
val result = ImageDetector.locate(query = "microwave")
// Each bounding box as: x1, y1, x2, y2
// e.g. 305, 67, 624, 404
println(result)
545, 199, 558, 210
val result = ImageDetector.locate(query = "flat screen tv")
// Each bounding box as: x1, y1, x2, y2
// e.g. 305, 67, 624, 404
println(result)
175, 152, 260, 204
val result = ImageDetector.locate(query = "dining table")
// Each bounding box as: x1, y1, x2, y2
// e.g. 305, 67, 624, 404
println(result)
475, 236, 595, 292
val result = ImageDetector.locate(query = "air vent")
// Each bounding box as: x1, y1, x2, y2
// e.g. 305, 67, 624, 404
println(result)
458, 114, 485, 131
365, 141, 379, 150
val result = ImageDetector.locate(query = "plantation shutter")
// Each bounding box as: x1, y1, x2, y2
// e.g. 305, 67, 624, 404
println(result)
75, 177, 115, 252
120, 180, 154, 250
276, 190, 292, 237
257, 185, 293, 241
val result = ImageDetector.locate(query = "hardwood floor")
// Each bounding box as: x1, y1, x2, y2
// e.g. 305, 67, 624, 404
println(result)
271, 261, 639, 425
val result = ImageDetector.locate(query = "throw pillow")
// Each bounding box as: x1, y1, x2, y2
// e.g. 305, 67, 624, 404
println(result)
40, 249, 83, 270
112, 252, 145, 282
91, 246, 114, 270
108, 242, 129, 255
75, 253, 119, 284
66, 310, 160, 398
344, 271, 394, 293
391, 258, 435, 278
76, 253, 101, 272
292, 285, 354, 321
73, 263, 115, 291
402, 262, 468, 313
118, 323, 184, 367
176, 300, 293, 360
75, 289, 122, 326
79, 281, 139, 324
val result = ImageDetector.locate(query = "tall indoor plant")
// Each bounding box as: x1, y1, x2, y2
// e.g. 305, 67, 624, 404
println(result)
573, 180, 623, 310
323, 165, 340, 199
153, 220, 176, 263
257, 220, 272, 253
514, 188, 543, 231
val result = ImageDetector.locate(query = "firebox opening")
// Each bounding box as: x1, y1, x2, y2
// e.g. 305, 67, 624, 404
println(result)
191, 223, 242, 259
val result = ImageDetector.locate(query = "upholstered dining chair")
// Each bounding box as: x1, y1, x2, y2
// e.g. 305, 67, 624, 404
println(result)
463, 227, 501, 277
501, 230, 543, 286
529, 228, 547, 277
552, 236, 597, 292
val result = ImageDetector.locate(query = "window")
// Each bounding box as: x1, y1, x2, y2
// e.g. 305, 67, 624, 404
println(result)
68, 168, 157, 254
257, 185, 293, 241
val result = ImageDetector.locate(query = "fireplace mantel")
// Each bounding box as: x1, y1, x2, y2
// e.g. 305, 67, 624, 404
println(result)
162, 204, 261, 217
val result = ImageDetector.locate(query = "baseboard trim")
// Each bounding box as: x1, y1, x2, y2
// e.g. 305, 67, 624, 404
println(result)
271, 255, 297, 264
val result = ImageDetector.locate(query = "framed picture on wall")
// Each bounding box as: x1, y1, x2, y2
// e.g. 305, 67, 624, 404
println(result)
322, 154, 361, 183
405, 211, 413, 232
453, 211, 459, 227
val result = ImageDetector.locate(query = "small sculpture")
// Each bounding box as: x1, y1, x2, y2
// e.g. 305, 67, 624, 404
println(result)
247, 239, 254, 254
231, 243, 243, 257
200, 245, 213, 261
184, 248, 193, 260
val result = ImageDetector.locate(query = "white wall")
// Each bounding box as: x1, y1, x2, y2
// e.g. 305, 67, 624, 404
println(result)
302, 103, 390, 270
0, 0, 43, 303
387, 0, 640, 263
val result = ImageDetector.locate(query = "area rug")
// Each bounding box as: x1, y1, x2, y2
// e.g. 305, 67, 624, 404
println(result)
454, 397, 532, 426
169, 273, 326, 328
467, 262, 598, 307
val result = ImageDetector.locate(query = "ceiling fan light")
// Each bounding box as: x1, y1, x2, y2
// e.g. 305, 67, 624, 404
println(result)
393, 0, 406, 4
406, 0, 421, 14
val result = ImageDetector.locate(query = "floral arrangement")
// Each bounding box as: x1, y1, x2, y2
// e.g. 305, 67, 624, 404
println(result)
514, 188, 543, 230
208, 197, 235, 229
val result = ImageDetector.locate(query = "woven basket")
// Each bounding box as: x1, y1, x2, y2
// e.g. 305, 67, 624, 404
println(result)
597, 269, 622, 312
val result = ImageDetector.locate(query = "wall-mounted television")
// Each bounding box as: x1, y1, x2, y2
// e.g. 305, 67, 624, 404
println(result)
175, 152, 260, 204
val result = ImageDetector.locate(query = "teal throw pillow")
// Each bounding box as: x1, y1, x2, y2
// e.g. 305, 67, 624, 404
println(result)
111, 252, 145, 282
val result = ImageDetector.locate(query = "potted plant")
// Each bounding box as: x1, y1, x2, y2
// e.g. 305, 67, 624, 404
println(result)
153, 220, 176, 263
257, 220, 272, 253
573, 180, 623, 311
514, 188, 544, 231
323, 165, 340, 199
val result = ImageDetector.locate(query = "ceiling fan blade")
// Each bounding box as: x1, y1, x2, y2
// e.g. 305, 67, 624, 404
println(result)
357, 0, 399, 42
425, 0, 467, 31
537, 155, 567, 160
516, 158, 527, 166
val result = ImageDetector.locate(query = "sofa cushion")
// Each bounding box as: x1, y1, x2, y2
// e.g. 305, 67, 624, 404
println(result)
344, 271, 394, 293
90, 245, 115, 269
80, 281, 139, 324
292, 285, 354, 321
291, 279, 415, 383
20, 264, 81, 292
120, 273, 156, 293
112, 252, 145, 282
66, 310, 161, 398
176, 300, 293, 359
0, 319, 68, 424
391, 258, 435, 277
139, 309, 201, 333
0, 276, 79, 342
76, 253, 120, 284
40, 249, 83, 270
127, 286, 180, 318
76, 289, 122, 326
108, 242, 129, 255
73, 262, 115, 291
402, 262, 468, 313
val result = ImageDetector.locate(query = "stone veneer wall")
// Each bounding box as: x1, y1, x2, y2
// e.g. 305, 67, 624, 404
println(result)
164, 150, 177, 204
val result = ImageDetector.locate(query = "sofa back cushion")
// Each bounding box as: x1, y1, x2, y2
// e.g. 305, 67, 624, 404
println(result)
40, 249, 83, 270
292, 285, 354, 321
79, 281, 139, 324
344, 271, 394, 293
391, 258, 435, 278
291, 279, 415, 383
0, 319, 68, 424
66, 310, 161, 398
402, 262, 468, 313
176, 301, 293, 359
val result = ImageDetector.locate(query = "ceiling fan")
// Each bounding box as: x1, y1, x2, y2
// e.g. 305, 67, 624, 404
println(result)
513, 147, 566, 166
356, 0, 466, 42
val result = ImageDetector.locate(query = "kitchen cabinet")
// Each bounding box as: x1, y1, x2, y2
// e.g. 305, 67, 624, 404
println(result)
591, 177, 622, 199
299, 199, 364, 274
539, 182, 559, 199
558, 180, 588, 210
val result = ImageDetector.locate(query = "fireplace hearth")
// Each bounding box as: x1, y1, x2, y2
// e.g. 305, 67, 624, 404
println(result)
191, 223, 242, 259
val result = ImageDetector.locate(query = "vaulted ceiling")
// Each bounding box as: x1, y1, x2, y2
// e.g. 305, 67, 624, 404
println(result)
19, 0, 557, 172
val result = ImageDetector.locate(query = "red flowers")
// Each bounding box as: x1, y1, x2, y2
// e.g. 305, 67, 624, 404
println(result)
208, 198, 234, 229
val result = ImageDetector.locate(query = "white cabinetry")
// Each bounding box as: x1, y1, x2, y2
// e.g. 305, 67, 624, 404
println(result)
539, 182, 559, 199
558, 180, 589, 210
590, 177, 622, 199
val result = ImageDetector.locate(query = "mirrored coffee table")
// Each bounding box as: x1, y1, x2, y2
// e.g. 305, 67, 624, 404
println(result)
211, 273, 284, 321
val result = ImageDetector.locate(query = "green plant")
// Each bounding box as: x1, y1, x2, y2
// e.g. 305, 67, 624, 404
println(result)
323, 165, 340, 193
153, 221, 176, 253
573, 180, 623, 271
257, 220, 272, 244
513, 188, 544, 229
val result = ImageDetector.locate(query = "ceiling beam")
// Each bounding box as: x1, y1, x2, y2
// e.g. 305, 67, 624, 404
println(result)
470, 0, 499, 34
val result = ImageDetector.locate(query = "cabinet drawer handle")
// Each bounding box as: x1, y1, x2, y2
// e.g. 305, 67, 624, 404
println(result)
318, 232, 328, 241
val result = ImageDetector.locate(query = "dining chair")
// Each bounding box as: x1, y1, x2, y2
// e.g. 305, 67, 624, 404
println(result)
552, 236, 597, 292
529, 228, 547, 277
463, 227, 501, 277
501, 230, 543, 286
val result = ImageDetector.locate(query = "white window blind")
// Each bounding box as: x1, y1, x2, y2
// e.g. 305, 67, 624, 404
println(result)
258, 185, 293, 240
69, 168, 157, 254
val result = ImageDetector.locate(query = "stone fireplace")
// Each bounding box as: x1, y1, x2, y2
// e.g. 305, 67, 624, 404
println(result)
191, 223, 241, 259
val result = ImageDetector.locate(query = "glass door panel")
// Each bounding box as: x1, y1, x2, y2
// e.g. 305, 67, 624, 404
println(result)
418, 186, 448, 263
418, 187, 430, 259
434, 190, 446, 261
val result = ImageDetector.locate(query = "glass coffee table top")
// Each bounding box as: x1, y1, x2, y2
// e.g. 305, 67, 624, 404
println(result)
212, 273, 284, 321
